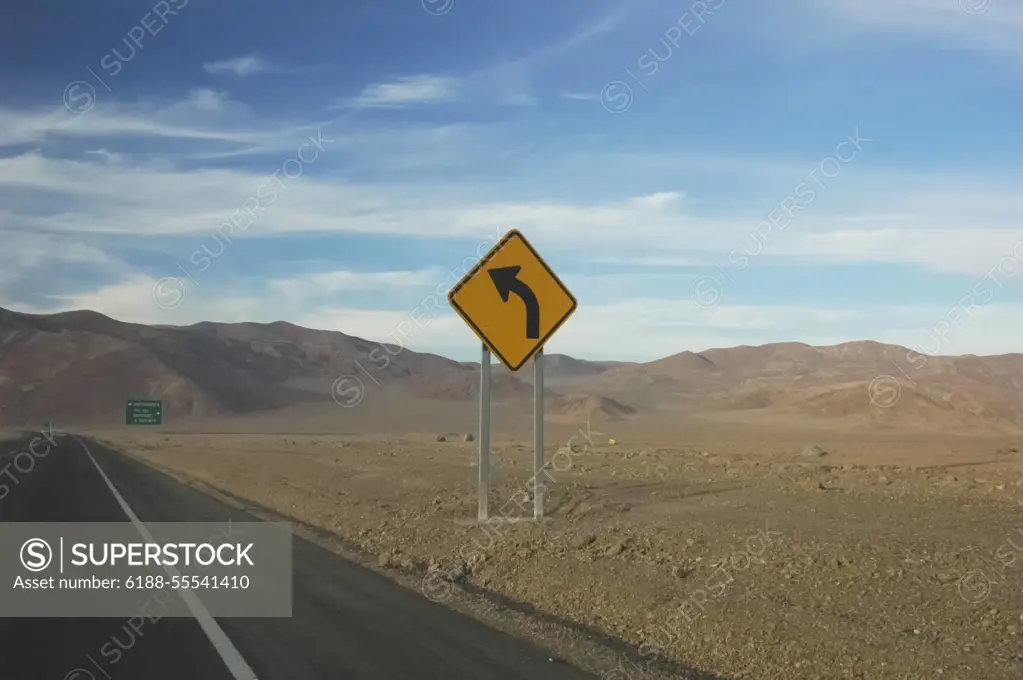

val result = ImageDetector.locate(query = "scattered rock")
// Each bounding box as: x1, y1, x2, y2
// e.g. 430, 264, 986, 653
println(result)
802, 445, 828, 458
436, 435, 447, 442
463, 433, 475, 442
452, 563, 470, 582
671, 564, 694, 579
377, 552, 395, 568
605, 543, 626, 556
570, 534, 596, 549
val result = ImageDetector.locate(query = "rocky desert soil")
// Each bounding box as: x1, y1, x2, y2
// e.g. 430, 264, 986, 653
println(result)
91, 427, 1023, 680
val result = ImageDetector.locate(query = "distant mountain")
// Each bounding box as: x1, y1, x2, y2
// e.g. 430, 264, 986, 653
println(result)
635, 341, 1023, 433
4, 306, 1023, 432
0, 307, 640, 426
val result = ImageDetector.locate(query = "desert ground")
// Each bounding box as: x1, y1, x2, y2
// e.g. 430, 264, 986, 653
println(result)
88, 416, 1023, 680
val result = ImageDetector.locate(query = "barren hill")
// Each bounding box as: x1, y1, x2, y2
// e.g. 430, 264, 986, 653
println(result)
636, 341, 1023, 433
0, 307, 638, 426
4, 306, 1023, 432
547, 393, 637, 422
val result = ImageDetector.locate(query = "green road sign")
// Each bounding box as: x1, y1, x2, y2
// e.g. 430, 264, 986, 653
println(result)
126, 399, 162, 426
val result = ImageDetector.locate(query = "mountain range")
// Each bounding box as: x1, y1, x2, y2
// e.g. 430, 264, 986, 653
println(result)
3, 306, 1023, 433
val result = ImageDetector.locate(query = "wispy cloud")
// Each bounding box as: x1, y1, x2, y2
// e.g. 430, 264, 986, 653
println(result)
517, 5, 633, 66
5, 141, 1023, 282
203, 55, 272, 77
83, 149, 123, 164
180, 87, 232, 113
465, 7, 632, 109
340, 75, 459, 110
267, 268, 446, 297
813, 0, 1023, 56
0, 91, 328, 153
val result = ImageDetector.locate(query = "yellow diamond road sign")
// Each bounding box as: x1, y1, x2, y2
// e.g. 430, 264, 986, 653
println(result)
448, 229, 577, 372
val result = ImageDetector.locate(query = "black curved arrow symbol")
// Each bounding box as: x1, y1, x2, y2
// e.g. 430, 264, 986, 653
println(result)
488, 265, 540, 339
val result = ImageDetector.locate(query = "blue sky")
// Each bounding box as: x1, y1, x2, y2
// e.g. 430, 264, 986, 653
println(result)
3, 0, 1023, 361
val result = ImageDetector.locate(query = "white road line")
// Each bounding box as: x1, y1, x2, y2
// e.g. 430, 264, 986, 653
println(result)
75, 437, 260, 680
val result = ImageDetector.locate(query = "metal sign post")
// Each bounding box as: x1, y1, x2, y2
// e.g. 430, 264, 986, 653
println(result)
533, 348, 544, 520
478, 344, 492, 522
448, 229, 577, 525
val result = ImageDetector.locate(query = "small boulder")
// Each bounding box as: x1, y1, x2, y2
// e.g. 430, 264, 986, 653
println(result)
463, 433, 475, 442
605, 542, 626, 557
570, 534, 596, 549
802, 444, 827, 458
436, 435, 447, 442
671, 564, 693, 579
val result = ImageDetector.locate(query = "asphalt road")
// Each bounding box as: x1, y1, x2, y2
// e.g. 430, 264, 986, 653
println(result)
0, 434, 599, 680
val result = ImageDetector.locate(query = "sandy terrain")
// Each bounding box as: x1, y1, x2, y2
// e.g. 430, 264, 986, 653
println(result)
90, 422, 1023, 680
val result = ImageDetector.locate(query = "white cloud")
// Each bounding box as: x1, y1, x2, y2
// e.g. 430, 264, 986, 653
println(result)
485, 62, 539, 107
878, 303, 1023, 357
0, 151, 717, 243
203, 55, 270, 77
0, 231, 122, 287
560, 91, 599, 101
181, 87, 231, 113
341, 75, 459, 110
0, 95, 321, 151
266, 268, 446, 297
83, 148, 123, 164
815, 0, 1023, 56
4, 145, 1023, 280
767, 229, 1023, 277
455, 5, 630, 110
631, 191, 683, 209
9, 276, 268, 327
515, 5, 633, 66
